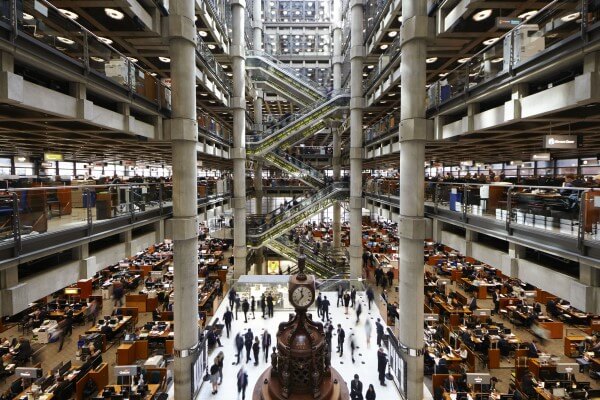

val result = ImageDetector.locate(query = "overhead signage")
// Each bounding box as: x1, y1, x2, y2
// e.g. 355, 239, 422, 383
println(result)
460, 160, 473, 167
44, 153, 63, 162
496, 17, 522, 29
544, 135, 578, 149
532, 153, 551, 161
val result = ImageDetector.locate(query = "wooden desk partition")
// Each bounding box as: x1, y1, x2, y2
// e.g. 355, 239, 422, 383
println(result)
75, 362, 109, 400
135, 340, 149, 360
165, 340, 174, 355
488, 348, 500, 369
539, 321, 564, 339
117, 343, 136, 365
126, 294, 148, 312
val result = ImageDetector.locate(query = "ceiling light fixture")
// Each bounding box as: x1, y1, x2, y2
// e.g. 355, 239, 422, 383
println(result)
59, 9, 79, 19
439, 72, 449, 77
199, 30, 208, 37
388, 31, 398, 38
472, 9, 492, 21
491, 57, 503, 63
426, 57, 438, 63
97, 37, 113, 45
518, 10, 538, 19
457, 57, 469, 63
207, 44, 216, 49
482, 37, 500, 46
561, 12, 580, 22
367, 65, 374, 69
380, 44, 388, 50
57, 36, 75, 45
104, 8, 125, 20
158, 57, 171, 63
22, 12, 34, 21
91, 56, 105, 62
127, 57, 138, 63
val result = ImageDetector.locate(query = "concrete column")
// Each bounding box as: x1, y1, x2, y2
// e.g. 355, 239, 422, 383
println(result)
332, 128, 342, 251
252, 0, 263, 51
348, 0, 364, 279
120, 230, 133, 257
0, 266, 18, 289
254, 89, 264, 132
580, 262, 600, 286
508, 242, 526, 259
71, 243, 89, 260
332, 0, 343, 92
168, 0, 199, 397
465, 229, 477, 257
398, 0, 427, 398
232, 0, 247, 278
154, 220, 165, 243
254, 161, 264, 274
0, 51, 14, 72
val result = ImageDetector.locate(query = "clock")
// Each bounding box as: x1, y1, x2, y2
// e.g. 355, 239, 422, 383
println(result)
290, 285, 314, 308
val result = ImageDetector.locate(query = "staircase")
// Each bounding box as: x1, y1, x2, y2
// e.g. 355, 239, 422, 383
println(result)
246, 50, 326, 105
263, 149, 326, 188
247, 91, 350, 157
246, 182, 349, 247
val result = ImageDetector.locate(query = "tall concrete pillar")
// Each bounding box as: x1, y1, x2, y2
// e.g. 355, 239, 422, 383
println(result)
252, 0, 263, 51
332, 128, 342, 251
398, 0, 427, 398
332, 0, 343, 92
348, 0, 364, 279
232, 0, 247, 278
168, 0, 199, 397
254, 161, 264, 274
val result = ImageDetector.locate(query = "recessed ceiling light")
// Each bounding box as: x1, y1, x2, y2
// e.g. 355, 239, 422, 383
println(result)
22, 12, 34, 21
491, 57, 503, 63
223, 65, 228, 69
227, 73, 232, 76
363, 73, 368, 77
518, 10, 537, 19
57, 36, 74, 45
150, 72, 157, 76
207, 44, 216, 50
388, 31, 397, 38
90, 56, 105, 62
380, 44, 388, 50
104, 8, 125, 20
469, 72, 478, 77
472, 9, 492, 21
388, 93, 395, 96
439, 72, 449, 77
59, 9, 79, 19
200, 93, 208, 96
457, 57, 469, 64
381, 100, 387, 104
97, 37, 113, 45
482, 37, 500, 46
208, 100, 216, 103
199, 31, 208, 37
158, 57, 171, 63
561, 12, 580, 22
127, 57, 138, 63
367, 65, 374, 69
426, 57, 438, 63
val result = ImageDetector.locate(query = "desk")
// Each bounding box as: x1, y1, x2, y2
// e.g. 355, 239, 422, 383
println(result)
116, 343, 136, 365
539, 321, 564, 339
528, 358, 556, 379
564, 334, 587, 357
85, 316, 132, 335
102, 384, 159, 399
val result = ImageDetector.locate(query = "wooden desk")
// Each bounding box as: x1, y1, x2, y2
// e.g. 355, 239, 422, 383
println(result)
564, 334, 587, 357
528, 358, 556, 379
86, 316, 132, 335
116, 343, 136, 365
539, 321, 564, 339
102, 384, 159, 400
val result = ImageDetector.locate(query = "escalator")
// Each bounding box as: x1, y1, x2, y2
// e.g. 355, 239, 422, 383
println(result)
264, 149, 326, 188
246, 182, 349, 247
247, 91, 350, 157
246, 50, 325, 105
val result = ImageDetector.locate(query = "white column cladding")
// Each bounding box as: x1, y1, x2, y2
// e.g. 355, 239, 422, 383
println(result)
252, 0, 263, 50
254, 161, 264, 274
232, 0, 247, 278
168, 0, 199, 396
332, 0, 343, 252
398, 0, 427, 398
349, 0, 365, 279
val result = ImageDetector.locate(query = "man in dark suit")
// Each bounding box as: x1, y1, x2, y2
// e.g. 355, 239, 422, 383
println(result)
350, 374, 363, 400
468, 295, 478, 312
520, 372, 537, 397
443, 375, 458, 393
528, 340, 540, 358
262, 330, 272, 363
375, 318, 384, 347
377, 347, 388, 386
336, 325, 345, 355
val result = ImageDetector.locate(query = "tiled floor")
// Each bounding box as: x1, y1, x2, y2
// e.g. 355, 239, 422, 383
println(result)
186, 290, 434, 400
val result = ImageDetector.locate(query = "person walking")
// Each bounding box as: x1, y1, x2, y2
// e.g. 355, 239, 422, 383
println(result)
235, 333, 244, 365
325, 322, 333, 352
374, 267, 383, 287
250, 296, 256, 319
252, 337, 260, 366
377, 347, 388, 386
350, 374, 363, 400
229, 288, 237, 310
223, 307, 233, 338
350, 286, 356, 308
321, 296, 330, 321
244, 329, 253, 363
386, 269, 394, 287
266, 293, 274, 318
343, 292, 351, 314
366, 287, 375, 310
235, 295, 241, 320
365, 384, 376, 400
209, 360, 219, 394
316, 293, 323, 319
337, 284, 344, 307
350, 333, 357, 363
242, 298, 250, 323
262, 330, 272, 363
375, 318, 384, 347
260, 293, 266, 318
337, 324, 345, 356
355, 303, 362, 324
215, 351, 224, 385
364, 318, 372, 347
113, 281, 124, 308
237, 366, 248, 400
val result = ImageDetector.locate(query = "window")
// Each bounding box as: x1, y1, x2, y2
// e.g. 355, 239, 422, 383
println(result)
0, 158, 11, 175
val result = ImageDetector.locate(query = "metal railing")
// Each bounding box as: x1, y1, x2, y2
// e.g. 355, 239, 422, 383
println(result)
363, 34, 402, 92
0, 183, 230, 255
0, 0, 172, 110
196, 34, 232, 92
265, 150, 326, 186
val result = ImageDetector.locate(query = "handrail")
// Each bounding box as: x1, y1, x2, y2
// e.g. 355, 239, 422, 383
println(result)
196, 34, 232, 91
269, 150, 325, 183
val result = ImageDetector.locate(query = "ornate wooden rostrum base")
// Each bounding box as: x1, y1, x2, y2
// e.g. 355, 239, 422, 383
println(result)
252, 366, 349, 400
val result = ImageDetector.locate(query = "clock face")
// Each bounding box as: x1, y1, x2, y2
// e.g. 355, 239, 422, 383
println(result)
291, 286, 314, 308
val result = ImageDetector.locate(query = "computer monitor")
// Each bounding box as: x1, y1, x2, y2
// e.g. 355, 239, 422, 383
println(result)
50, 362, 63, 377
552, 387, 566, 397
59, 360, 71, 376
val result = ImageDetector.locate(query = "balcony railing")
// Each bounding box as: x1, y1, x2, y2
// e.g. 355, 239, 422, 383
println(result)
0, 0, 172, 110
